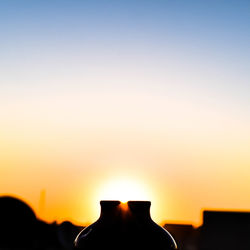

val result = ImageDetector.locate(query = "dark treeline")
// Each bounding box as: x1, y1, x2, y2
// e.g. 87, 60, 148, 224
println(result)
0, 196, 82, 250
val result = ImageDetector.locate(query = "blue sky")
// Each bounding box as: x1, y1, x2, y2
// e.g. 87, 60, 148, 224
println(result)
1, 1, 249, 100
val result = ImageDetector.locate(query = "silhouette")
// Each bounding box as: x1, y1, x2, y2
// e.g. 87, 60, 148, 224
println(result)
198, 210, 250, 250
0, 196, 37, 248
164, 224, 198, 250
1, 195, 250, 250
0, 195, 81, 250
57, 221, 82, 250
164, 210, 250, 250
74, 200, 177, 250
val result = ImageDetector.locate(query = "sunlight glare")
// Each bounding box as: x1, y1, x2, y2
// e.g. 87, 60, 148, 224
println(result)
98, 178, 150, 203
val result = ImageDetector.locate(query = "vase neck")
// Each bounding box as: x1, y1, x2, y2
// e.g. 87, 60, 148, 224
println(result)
99, 200, 121, 219
128, 201, 151, 220
99, 200, 152, 220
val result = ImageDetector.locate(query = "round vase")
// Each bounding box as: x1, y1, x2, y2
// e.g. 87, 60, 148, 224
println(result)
74, 200, 177, 250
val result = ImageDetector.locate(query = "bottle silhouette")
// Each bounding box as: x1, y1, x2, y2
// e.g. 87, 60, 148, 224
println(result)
74, 200, 177, 250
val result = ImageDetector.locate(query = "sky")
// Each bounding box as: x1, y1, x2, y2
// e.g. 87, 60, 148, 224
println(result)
0, 0, 250, 226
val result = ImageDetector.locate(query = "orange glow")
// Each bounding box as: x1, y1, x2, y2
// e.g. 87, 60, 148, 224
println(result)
120, 202, 129, 212
0, 91, 250, 227
96, 178, 151, 203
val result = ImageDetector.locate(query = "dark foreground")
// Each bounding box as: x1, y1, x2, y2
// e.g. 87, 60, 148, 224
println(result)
1, 196, 250, 250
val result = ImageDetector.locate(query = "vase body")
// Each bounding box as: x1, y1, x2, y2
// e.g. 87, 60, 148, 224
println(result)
74, 200, 177, 250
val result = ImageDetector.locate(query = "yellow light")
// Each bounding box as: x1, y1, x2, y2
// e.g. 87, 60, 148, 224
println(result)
97, 178, 150, 203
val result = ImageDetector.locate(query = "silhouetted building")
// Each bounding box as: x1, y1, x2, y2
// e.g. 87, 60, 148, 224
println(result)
198, 210, 250, 250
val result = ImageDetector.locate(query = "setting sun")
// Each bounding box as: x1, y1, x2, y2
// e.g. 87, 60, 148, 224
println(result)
96, 178, 151, 203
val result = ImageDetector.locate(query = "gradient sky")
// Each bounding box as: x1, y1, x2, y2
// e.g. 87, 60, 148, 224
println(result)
0, 0, 250, 226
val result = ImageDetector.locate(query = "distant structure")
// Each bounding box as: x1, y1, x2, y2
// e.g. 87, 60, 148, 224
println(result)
198, 210, 250, 250
39, 189, 46, 217
165, 210, 250, 250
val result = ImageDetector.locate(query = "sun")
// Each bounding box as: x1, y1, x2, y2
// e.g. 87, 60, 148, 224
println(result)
97, 178, 150, 203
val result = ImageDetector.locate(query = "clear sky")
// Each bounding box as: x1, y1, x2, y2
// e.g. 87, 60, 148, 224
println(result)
0, 0, 250, 226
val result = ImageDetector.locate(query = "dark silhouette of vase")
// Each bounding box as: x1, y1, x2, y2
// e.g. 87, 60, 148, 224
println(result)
74, 200, 177, 250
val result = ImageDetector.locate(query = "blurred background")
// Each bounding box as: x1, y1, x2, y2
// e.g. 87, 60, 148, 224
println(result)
0, 0, 250, 230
